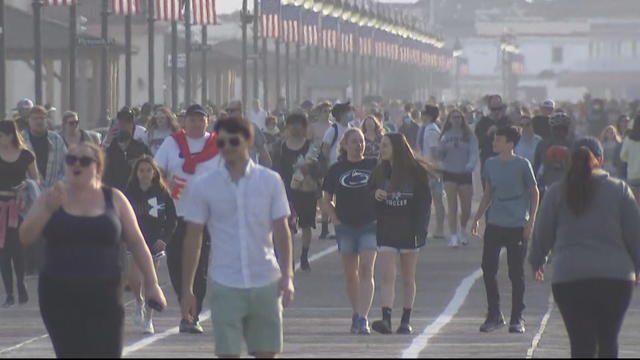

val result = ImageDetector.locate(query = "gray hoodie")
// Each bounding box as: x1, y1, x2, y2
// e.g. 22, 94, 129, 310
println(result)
529, 170, 640, 284
438, 128, 479, 174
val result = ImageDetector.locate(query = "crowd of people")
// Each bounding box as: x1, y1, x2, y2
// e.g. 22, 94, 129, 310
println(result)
1, 92, 640, 358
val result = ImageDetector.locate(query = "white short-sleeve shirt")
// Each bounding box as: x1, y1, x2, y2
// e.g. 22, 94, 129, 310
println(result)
321, 122, 352, 166
182, 160, 291, 289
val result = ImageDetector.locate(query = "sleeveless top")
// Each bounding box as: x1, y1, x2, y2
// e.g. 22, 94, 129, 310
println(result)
42, 187, 123, 280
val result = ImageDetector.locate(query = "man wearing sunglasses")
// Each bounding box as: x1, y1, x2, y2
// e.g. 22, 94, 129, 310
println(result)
58, 111, 101, 148
154, 103, 221, 334
475, 95, 512, 175
227, 100, 273, 168
181, 116, 293, 358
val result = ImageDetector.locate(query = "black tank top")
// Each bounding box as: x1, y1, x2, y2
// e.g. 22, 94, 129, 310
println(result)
42, 187, 123, 280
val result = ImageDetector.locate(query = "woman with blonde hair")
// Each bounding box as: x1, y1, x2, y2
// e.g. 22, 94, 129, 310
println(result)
146, 107, 180, 155
0, 120, 39, 307
599, 125, 622, 178
361, 115, 384, 159
20, 142, 167, 357
322, 127, 378, 334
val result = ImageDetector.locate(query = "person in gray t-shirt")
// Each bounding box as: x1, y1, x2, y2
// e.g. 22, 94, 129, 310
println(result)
471, 126, 540, 334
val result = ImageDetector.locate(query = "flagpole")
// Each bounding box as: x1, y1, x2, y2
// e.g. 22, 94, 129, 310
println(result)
262, 35, 268, 110
33, 0, 43, 105
284, 40, 290, 110
201, 25, 207, 105
0, 0, 5, 117
241, 0, 247, 113
184, 0, 192, 106
171, 20, 178, 111
125, 13, 132, 106
68, 2, 77, 110
100, 0, 109, 125
295, 40, 300, 106
275, 38, 281, 100
147, 0, 155, 105
252, 0, 259, 103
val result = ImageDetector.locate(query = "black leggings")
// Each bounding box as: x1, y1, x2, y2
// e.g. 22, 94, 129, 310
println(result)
552, 279, 633, 358
481, 224, 526, 319
166, 218, 210, 319
39, 275, 124, 358
0, 228, 26, 298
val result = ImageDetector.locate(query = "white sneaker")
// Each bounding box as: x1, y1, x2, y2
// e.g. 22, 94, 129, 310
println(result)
134, 302, 145, 327
143, 318, 155, 335
448, 234, 459, 248
458, 231, 469, 246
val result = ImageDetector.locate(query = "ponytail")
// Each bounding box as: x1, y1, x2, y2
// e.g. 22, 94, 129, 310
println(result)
565, 146, 598, 216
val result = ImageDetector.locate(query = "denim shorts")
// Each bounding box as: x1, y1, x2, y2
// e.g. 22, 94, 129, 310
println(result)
334, 222, 377, 255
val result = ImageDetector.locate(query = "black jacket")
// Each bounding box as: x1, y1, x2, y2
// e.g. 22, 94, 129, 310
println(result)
103, 139, 151, 191
125, 184, 177, 252
474, 115, 511, 165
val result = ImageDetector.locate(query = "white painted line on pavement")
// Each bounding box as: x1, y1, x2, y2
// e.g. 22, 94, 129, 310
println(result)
0, 334, 49, 355
526, 293, 554, 359
401, 268, 483, 358
123, 244, 339, 357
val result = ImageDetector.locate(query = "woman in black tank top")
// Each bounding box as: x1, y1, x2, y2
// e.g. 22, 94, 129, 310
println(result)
19, 143, 167, 358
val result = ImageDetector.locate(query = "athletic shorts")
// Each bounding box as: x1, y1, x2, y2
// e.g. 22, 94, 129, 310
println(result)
442, 171, 473, 185
209, 280, 283, 356
334, 222, 377, 255
377, 246, 420, 254
290, 190, 317, 229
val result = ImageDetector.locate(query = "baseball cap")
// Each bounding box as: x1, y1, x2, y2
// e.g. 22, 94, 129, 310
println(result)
542, 99, 555, 109
331, 101, 352, 118
226, 100, 242, 112
186, 104, 209, 117
16, 98, 33, 111
301, 100, 314, 110
573, 137, 603, 159
422, 104, 440, 120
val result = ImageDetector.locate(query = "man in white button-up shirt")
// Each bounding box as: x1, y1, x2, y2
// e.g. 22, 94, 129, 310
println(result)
181, 116, 294, 358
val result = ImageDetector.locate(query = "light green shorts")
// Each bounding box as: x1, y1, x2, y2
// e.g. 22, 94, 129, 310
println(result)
209, 280, 283, 356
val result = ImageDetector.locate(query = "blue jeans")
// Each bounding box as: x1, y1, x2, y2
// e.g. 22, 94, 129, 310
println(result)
334, 222, 377, 255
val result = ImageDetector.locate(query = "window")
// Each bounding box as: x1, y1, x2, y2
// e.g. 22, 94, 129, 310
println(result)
552, 46, 563, 63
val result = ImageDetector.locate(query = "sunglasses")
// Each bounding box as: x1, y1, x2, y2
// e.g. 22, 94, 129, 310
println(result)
216, 136, 241, 149
66, 120, 79, 126
65, 154, 96, 167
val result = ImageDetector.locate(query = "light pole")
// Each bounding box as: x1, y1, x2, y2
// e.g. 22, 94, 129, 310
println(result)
500, 33, 518, 102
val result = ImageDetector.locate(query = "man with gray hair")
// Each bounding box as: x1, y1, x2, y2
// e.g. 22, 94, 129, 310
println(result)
58, 111, 102, 147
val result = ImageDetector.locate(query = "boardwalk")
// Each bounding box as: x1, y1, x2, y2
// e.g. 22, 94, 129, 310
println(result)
2, 222, 640, 358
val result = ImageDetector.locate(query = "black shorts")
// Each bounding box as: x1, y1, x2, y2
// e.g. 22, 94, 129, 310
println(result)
442, 171, 473, 185
291, 190, 317, 229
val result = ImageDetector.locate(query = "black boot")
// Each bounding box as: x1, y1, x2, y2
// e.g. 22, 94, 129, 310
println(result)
397, 308, 413, 334
479, 311, 506, 332
319, 222, 329, 239
372, 307, 392, 334
18, 284, 28, 304
300, 247, 310, 271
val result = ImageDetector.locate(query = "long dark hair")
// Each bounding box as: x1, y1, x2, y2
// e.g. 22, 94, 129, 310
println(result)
565, 146, 599, 216
440, 108, 472, 141
126, 155, 169, 194
371, 133, 432, 191
627, 114, 640, 141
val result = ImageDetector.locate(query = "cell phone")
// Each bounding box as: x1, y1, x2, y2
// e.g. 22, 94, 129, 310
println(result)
153, 251, 166, 260
147, 299, 164, 312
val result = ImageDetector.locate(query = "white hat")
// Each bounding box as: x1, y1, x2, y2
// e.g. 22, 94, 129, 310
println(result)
542, 99, 555, 109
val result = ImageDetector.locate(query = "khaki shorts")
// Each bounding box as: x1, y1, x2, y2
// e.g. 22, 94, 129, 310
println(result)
209, 280, 283, 356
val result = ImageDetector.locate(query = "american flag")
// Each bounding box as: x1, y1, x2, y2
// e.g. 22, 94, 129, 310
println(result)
261, 0, 280, 39
155, 0, 181, 21
42, 0, 76, 5
190, 0, 217, 25
301, 9, 319, 46
281, 5, 300, 43
112, 0, 141, 15
320, 16, 338, 49
339, 20, 356, 53
357, 26, 374, 56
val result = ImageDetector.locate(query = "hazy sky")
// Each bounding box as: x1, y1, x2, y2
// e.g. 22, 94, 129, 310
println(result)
218, 0, 409, 14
